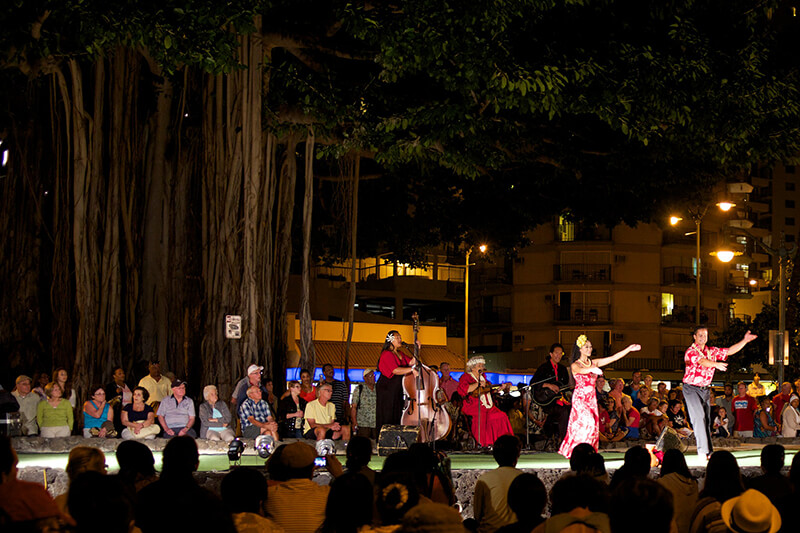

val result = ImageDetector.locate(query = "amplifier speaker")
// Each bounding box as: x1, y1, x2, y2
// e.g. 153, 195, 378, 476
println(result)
377, 425, 420, 456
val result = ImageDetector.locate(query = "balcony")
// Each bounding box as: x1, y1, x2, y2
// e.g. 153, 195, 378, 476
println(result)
662, 231, 717, 247
662, 267, 717, 287
554, 304, 612, 323
662, 306, 718, 327
554, 264, 611, 282
556, 222, 612, 242
726, 284, 752, 298
662, 346, 686, 360
731, 313, 752, 324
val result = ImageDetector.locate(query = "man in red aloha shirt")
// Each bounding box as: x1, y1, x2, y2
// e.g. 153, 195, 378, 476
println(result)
682, 326, 756, 460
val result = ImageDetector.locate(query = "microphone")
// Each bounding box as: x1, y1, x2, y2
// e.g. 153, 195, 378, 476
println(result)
401, 341, 413, 349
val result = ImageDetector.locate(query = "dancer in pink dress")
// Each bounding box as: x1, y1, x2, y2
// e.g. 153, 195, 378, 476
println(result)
559, 334, 641, 458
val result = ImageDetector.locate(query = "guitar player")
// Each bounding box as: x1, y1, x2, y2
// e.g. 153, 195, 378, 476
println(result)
530, 343, 573, 447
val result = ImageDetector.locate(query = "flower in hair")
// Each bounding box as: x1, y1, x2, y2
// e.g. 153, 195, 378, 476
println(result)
382, 483, 409, 509
386, 333, 395, 343
576, 334, 588, 348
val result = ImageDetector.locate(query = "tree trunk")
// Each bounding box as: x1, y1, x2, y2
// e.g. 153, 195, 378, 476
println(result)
299, 129, 316, 371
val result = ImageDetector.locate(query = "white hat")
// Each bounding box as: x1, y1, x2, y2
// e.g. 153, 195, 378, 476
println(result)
721, 489, 781, 533
247, 364, 264, 375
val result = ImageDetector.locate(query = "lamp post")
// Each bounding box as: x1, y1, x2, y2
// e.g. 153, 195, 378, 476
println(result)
464, 244, 487, 363
671, 202, 735, 326
721, 229, 797, 385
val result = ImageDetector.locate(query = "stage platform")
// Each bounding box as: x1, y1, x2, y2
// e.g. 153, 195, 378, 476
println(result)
12, 436, 800, 518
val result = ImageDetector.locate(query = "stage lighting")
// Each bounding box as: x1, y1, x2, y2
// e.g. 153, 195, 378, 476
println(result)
228, 438, 245, 462
316, 439, 336, 456
255, 435, 275, 458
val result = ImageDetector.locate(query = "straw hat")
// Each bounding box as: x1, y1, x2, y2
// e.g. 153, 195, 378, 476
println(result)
720, 489, 781, 533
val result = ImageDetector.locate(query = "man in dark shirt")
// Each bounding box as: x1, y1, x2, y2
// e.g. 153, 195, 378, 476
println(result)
320, 364, 349, 423
530, 343, 572, 447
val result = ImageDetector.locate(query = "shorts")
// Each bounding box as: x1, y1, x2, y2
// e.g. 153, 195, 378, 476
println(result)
305, 428, 334, 439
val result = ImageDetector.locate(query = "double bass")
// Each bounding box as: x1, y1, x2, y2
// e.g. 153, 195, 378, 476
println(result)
401, 313, 451, 442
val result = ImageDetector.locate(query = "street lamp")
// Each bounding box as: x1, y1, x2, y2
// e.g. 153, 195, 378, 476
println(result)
670, 203, 735, 326
464, 244, 488, 362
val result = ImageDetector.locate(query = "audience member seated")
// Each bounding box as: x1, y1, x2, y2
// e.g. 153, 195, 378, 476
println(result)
52, 367, 77, 408
634, 385, 651, 411
200, 385, 235, 442
67, 471, 134, 533
657, 449, 698, 533
0, 436, 63, 529
408, 443, 456, 506
583, 453, 610, 485
401, 503, 464, 533
105, 366, 133, 435
712, 407, 730, 438
667, 400, 693, 438
82, 384, 117, 438
156, 379, 197, 438
754, 396, 778, 438
319, 472, 373, 533
266, 442, 342, 533
640, 398, 666, 439
610, 478, 673, 533
495, 473, 547, 533
121, 386, 160, 440
375, 473, 420, 531
567, 443, 597, 476
473, 434, 523, 533
298, 369, 317, 403
720, 489, 781, 533
532, 474, 610, 533
780, 394, 800, 438
345, 435, 375, 484
599, 398, 627, 442
621, 396, 640, 439
11, 375, 39, 435
135, 436, 235, 533
138, 359, 172, 408
689, 450, 745, 533
115, 439, 158, 493
303, 383, 350, 442
278, 380, 307, 439
37, 382, 74, 437
609, 446, 651, 491
746, 444, 791, 514
221, 467, 285, 533
55, 446, 108, 521
239, 385, 280, 441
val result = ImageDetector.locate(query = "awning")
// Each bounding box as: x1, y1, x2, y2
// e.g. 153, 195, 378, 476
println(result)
313, 340, 464, 371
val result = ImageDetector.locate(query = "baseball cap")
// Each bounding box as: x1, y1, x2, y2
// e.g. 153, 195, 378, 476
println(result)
171, 379, 187, 388
247, 364, 264, 375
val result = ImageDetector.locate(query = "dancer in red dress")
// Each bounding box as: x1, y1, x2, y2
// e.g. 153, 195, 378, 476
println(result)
457, 355, 514, 447
559, 334, 641, 458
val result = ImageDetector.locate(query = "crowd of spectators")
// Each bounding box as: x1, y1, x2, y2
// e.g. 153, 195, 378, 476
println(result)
3, 363, 358, 447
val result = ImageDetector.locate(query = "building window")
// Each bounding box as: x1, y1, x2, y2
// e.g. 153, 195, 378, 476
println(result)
787, 200, 796, 209
787, 182, 796, 192
786, 217, 795, 226
558, 215, 575, 242
661, 293, 674, 318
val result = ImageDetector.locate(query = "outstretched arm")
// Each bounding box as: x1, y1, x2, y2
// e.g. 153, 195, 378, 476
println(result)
593, 344, 641, 368
726, 331, 757, 356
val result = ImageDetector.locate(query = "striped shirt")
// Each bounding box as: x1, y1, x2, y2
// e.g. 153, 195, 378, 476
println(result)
267, 479, 329, 533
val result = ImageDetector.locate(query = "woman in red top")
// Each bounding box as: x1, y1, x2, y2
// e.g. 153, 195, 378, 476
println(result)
375, 330, 418, 430
298, 369, 317, 403
457, 355, 513, 447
